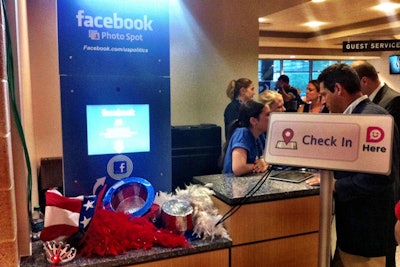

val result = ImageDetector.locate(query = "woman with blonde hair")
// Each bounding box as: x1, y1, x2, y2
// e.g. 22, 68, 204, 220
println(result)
258, 90, 286, 112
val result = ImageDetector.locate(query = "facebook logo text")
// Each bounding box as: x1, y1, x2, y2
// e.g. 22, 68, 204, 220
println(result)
114, 161, 127, 174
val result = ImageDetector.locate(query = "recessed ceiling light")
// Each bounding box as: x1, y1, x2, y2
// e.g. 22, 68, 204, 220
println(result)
259, 17, 268, 23
372, 2, 400, 12
303, 21, 327, 27
311, 0, 325, 3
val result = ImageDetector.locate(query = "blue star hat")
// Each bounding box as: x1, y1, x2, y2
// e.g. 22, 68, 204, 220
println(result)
103, 177, 155, 217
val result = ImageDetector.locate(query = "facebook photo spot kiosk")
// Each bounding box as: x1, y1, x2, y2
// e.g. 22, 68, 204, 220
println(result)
58, 0, 171, 196
265, 113, 394, 267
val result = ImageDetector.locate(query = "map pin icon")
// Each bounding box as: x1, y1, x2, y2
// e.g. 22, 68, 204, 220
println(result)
282, 128, 294, 144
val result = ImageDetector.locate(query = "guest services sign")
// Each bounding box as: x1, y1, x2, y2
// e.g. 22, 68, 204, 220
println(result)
265, 113, 394, 175
343, 40, 400, 52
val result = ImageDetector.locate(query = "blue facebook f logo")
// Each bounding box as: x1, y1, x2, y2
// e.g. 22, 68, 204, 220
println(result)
107, 155, 133, 180
114, 161, 127, 174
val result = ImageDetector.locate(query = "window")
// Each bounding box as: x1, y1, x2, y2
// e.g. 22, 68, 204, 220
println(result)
282, 60, 309, 96
258, 60, 280, 92
258, 59, 353, 97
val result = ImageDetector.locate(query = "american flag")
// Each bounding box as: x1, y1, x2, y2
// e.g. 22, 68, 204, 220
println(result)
40, 189, 97, 242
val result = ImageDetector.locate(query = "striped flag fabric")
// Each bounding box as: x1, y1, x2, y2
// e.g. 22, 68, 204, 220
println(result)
40, 189, 97, 242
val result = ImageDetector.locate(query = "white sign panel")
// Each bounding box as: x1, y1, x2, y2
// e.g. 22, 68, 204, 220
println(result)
265, 113, 394, 175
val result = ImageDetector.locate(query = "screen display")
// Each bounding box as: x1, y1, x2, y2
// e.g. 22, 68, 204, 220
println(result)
389, 55, 400, 74
269, 170, 315, 183
87, 104, 150, 155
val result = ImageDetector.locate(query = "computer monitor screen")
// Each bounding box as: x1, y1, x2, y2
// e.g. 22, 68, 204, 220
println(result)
389, 55, 400, 74
86, 104, 150, 155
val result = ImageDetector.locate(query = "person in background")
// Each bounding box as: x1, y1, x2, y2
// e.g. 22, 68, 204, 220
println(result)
351, 60, 400, 136
351, 60, 400, 267
318, 63, 399, 267
276, 74, 303, 112
223, 100, 270, 176
297, 80, 329, 113
224, 78, 255, 141
258, 89, 286, 112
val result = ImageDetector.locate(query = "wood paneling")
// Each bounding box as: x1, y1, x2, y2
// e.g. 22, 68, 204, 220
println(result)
231, 233, 319, 267
127, 249, 229, 267
213, 195, 320, 245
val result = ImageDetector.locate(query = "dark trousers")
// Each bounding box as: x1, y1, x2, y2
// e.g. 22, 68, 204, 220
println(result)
386, 245, 396, 267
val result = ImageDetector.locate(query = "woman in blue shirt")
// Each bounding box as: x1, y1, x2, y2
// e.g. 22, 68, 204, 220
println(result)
223, 100, 270, 176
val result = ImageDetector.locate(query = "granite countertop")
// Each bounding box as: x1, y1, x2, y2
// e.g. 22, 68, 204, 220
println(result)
20, 237, 231, 267
193, 169, 320, 205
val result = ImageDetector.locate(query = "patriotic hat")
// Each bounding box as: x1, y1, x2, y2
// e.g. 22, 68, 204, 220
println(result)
103, 177, 155, 217
40, 189, 97, 242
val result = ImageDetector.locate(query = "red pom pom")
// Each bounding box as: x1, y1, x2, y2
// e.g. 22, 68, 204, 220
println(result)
395, 201, 400, 220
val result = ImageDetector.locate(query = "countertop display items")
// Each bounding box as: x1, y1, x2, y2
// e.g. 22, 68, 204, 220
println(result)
34, 178, 229, 265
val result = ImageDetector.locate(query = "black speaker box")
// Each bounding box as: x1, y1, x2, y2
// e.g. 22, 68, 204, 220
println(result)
171, 124, 221, 190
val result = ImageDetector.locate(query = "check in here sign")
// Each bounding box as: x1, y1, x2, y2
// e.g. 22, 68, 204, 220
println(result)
265, 113, 394, 175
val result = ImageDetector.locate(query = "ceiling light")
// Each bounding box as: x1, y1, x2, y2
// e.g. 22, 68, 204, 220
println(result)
258, 17, 269, 23
311, 0, 325, 2
303, 21, 326, 27
372, 2, 400, 12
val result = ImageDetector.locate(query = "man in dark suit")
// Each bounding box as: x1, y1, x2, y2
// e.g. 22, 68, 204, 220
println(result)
318, 63, 399, 267
351, 60, 400, 267
351, 60, 400, 131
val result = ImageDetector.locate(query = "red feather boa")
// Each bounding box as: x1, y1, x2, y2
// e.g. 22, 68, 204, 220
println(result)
78, 188, 190, 257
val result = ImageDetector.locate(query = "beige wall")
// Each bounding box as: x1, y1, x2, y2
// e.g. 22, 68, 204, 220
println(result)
27, 0, 61, 162
6, 0, 34, 259
170, 1, 259, 127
